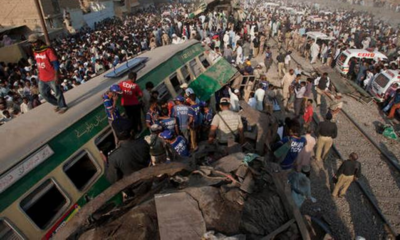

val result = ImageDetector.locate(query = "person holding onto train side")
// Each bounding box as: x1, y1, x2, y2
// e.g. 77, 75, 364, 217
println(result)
103, 84, 123, 146
315, 112, 337, 162
105, 119, 150, 184
28, 34, 68, 114
332, 152, 361, 198
119, 71, 143, 132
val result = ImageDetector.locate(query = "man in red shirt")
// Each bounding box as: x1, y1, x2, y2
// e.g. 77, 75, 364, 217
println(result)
303, 99, 314, 128
119, 71, 143, 132
29, 34, 68, 113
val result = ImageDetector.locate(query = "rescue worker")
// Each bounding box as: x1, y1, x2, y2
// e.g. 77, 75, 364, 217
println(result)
160, 130, 190, 157
103, 84, 123, 146
170, 96, 190, 140
208, 97, 244, 145
105, 119, 150, 184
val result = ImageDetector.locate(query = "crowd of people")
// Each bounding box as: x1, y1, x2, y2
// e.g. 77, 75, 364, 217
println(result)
1, 0, 395, 210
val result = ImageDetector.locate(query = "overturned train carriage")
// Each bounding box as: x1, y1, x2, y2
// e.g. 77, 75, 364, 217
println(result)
0, 40, 240, 240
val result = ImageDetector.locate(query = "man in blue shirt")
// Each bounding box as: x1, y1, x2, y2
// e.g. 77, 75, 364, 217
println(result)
188, 94, 201, 150
103, 84, 122, 146
146, 98, 159, 128
170, 96, 190, 140
278, 126, 307, 170
160, 130, 190, 158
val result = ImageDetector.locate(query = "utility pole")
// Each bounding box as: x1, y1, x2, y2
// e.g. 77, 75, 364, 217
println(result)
33, 0, 51, 45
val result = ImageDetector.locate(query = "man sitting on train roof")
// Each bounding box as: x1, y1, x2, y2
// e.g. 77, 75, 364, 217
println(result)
104, 118, 150, 184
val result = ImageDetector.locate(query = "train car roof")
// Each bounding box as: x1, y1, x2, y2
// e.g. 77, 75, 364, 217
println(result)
0, 40, 200, 175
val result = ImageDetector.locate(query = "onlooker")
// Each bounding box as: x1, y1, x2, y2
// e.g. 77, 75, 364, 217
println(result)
332, 152, 361, 198
314, 73, 330, 107
288, 166, 316, 208
295, 127, 316, 172
303, 99, 314, 128
277, 125, 306, 171
315, 112, 337, 161
29, 34, 68, 113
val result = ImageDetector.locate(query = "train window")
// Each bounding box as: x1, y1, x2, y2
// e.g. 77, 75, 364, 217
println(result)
63, 151, 99, 191
155, 82, 172, 102
189, 59, 202, 78
169, 74, 182, 95
20, 179, 69, 230
181, 66, 192, 83
95, 129, 116, 157
199, 54, 210, 69
0, 220, 23, 240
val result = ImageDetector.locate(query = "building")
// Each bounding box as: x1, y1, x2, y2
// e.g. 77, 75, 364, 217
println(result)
0, 0, 116, 33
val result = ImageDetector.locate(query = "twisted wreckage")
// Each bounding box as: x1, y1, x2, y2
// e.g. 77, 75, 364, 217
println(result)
54, 102, 329, 240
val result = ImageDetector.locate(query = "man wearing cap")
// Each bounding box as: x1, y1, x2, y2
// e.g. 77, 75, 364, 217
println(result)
160, 129, 190, 158
28, 34, 68, 113
105, 119, 150, 184
208, 97, 244, 145
103, 84, 123, 146
315, 112, 338, 162
145, 124, 169, 165
170, 95, 190, 140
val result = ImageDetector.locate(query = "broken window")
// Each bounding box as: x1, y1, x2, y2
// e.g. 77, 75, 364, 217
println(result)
199, 54, 210, 69
96, 129, 116, 157
155, 83, 172, 102
169, 74, 182, 95
189, 59, 202, 78
181, 66, 192, 83
20, 180, 69, 229
0, 220, 23, 240
64, 151, 99, 191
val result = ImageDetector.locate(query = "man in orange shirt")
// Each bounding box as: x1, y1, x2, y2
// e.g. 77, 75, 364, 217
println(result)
119, 72, 143, 132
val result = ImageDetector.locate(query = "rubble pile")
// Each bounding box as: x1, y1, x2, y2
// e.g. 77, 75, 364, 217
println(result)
70, 150, 303, 240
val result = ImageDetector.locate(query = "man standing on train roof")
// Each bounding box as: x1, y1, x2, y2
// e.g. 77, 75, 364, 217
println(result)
28, 34, 68, 113
104, 118, 150, 184
170, 95, 190, 141
103, 84, 123, 146
119, 71, 143, 132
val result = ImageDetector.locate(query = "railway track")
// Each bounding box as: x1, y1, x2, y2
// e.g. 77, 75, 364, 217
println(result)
267, 37, 400, 238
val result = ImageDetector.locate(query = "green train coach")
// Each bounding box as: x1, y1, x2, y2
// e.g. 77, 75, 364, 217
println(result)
0, 40, 239, 240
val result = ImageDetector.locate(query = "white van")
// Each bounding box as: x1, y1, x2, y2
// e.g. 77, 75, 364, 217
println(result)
336, 49, 388, 75
306, 31, 335, 42
369, 70, 400, 102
